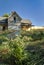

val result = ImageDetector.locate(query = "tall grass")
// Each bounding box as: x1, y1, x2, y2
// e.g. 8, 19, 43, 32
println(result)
0, 30, 44, 65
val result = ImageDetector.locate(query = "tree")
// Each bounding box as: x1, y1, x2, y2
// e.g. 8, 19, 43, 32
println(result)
3, 14, 9, 17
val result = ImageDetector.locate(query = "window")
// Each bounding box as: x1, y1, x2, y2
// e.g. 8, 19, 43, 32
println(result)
14, 17, 16, 23
3, 26, 6, 31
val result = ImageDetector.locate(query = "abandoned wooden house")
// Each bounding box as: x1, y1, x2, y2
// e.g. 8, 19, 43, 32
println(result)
0, 11, 32, 31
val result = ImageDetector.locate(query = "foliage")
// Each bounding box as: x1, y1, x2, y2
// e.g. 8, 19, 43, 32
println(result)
3, 14, 9, 17
0, 36, 27, 65
0, 30, 44, 65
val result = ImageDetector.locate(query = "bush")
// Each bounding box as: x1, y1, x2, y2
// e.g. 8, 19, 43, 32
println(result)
0, 37, 28, 65
0, 30, 44, 65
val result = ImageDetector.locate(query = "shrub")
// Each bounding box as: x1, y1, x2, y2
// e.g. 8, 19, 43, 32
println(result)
0, 30, 44, 65
0, 37, 28, 65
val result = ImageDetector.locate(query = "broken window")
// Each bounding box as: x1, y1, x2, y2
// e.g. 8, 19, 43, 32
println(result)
14, 17, 16, 23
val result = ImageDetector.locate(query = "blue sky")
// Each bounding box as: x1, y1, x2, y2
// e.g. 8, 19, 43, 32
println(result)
0, 0, 44, 26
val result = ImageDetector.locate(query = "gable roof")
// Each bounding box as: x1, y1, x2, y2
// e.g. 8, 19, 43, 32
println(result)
11, 11, 22, 19
9, 11, 22, 21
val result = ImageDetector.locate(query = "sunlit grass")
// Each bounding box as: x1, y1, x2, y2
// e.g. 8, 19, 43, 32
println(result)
0, 30, 44, 65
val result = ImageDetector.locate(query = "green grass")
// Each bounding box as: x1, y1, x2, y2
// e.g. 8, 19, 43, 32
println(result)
0, 30, 44, 65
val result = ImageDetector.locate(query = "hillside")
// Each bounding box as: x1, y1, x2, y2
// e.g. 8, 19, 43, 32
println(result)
0, 30, 44, 65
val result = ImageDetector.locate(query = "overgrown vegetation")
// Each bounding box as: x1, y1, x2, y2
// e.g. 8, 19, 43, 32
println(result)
3, 14, 9, 17
0, 30, 44, 65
